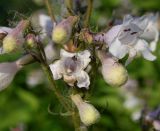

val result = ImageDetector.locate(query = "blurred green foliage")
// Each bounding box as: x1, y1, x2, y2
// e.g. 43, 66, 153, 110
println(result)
0, 0, 160, 131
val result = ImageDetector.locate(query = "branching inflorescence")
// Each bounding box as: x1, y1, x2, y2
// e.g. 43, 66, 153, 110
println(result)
0, 0, 159, 130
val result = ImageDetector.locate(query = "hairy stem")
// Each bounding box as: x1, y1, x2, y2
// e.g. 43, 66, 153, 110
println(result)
41, 63, 71, 111
84, 0, 93, 27
72, 109, 81, 131
44, 0, 57, 23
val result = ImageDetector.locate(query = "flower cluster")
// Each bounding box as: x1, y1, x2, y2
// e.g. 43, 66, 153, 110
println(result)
95, 13, 159, 65
0, 4, 159, 128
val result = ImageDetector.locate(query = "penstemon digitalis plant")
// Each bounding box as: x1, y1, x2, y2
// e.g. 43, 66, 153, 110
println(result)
0, 0, 159, 130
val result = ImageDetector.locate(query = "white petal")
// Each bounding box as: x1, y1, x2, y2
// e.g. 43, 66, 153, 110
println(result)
105, 25, 122, 46
39, 14, 54, 37
0, 47, 3, 54
60, 49, 76, 58
109, 38, 128, 59
150, 41, 157, 52
78, 50, 91, 69
132, 15, 149, 30
134, 40, 156, 61
123, 15, 133, 25
125, 48, 137, 66
153, 120, 160, 130
75, 71, 90, 89
0, 27, 12, 34
0, 62, 19, 91
150, 28, 159, 51
44, 42, 60, 63
49, 60, 63, 80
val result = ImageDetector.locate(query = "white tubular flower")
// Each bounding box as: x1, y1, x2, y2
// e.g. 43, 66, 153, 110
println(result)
71, 94, 100, 126
140, 13, 159, 51
0, 62, 21, 91
39, 14, 55, 38
49, 49, 91, 89
105, 15, 156, 65
31, 12, 55, 39
44, 41, 60, 64
0, 54, 34, 91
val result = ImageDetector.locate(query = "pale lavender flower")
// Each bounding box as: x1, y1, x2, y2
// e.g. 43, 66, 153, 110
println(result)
0, 54, 33, 91
31, 12, 55, 39
96, 15, 157, 65
50, 49, 91, 89
0, 62, 21, 91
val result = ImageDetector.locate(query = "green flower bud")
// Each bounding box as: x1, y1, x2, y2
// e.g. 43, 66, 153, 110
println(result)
26, 34, 37, 48
71, 94, 100, 126
52, 16, 78, 44
3, 20, 29, 53
98, 51, 128, 87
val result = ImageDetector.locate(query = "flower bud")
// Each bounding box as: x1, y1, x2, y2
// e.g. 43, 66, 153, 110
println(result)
79, 29, 93, 44
98, 51, 128, 87
71, 94, 100, 126
3, 20, 29, 53
52, 16, 78, 44
26, 34, 37, 48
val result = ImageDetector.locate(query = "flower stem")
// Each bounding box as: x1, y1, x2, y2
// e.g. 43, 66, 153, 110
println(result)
41, 63, 71, 111
44, 0, 57, 23
84, 0, 93, 27
71, 109, 81, 131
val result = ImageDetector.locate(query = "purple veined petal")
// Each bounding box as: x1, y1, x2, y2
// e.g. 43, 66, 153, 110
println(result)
109, 38, 129, 59
118, 23, 142, 45
134, 39, 156, 61
60, 49, 76, 58
0, 62, 20, 91
75, 70, 90, 89
49, 60, 63, 80
105, 25, 122, 46
78, 50, 91, 69
0, 27, 12, 34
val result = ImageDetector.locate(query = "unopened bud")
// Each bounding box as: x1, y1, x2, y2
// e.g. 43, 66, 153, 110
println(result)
98, 51, 128, 87
71, 94, 100, 126
26, 34, 37, 48
52, 16, 79, 44
3, 20, 29, 53
79, 29, 93, 44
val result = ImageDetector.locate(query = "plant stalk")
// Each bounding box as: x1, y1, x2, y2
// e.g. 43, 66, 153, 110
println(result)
44, 0, 57, 23
84, 0, 93, 27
